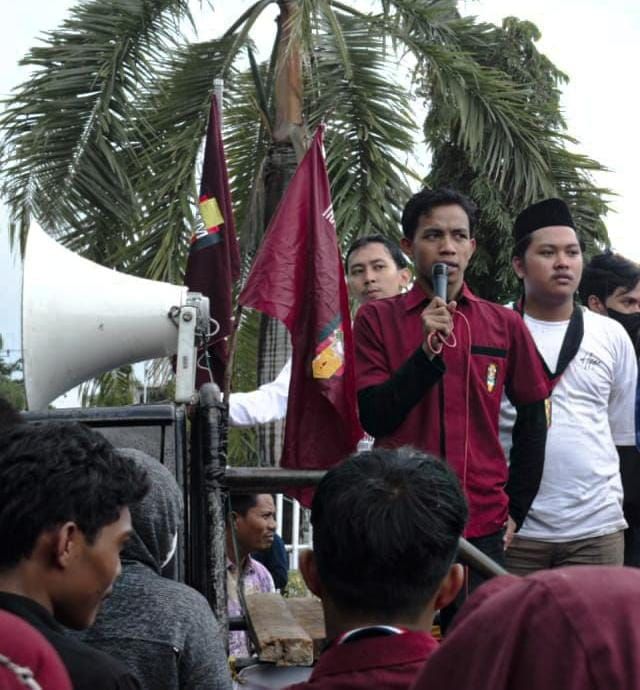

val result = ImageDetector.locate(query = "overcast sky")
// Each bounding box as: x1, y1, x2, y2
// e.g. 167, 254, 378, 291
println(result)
1, 0, 638, 378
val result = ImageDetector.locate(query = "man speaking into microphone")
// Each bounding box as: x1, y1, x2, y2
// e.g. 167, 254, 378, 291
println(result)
353, 188, 550, 590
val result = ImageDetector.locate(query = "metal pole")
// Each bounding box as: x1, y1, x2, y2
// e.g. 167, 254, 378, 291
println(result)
276, 493, 284, 531
223, 466, 507, 580
214, 78, 224, 119
276, 493, 286, 567
291, 499, 301, 570
190, 384, 229, 639
225, 467, 326, 491
457, 538, 509, 578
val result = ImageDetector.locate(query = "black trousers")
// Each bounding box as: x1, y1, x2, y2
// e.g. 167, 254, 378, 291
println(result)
439, 529, 505, 633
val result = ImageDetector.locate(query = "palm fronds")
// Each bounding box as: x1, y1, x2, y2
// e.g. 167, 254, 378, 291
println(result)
1, 0, 612, 413
1, 0, 193, 263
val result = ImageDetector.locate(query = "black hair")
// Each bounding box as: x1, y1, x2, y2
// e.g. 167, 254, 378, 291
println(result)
578, 252, 640, 305
344, 235, 408, 274
401, 188, 478, 240
228, 494, 258, 517
0, 422, 149, 570
226, 494, 267, 525
0, 397, 23, 434
511, 233, 534, 260
311, 447, 467, 621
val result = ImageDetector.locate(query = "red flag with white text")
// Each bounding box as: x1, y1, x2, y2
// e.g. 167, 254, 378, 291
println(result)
238, 127, 362, 503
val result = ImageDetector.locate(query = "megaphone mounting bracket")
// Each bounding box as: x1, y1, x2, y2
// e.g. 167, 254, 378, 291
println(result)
173, 292, 211, 405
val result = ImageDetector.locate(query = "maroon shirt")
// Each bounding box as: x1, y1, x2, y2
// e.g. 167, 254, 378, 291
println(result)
0, 610, 71, 690
354, 283, 549, 538
412, 566, 640, 690
285, 630, 438, 690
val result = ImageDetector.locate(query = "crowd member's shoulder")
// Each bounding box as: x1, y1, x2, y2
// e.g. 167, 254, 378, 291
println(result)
247, 555, 276, 592
583, 306, 637, 357
0, 610, 71, 690
153, 575, 221, 628
466, 292, 521, 322
355, 291, 409, 322
59, 635, 142, 689
583, 304, 623, 331
581, 304, 630, 339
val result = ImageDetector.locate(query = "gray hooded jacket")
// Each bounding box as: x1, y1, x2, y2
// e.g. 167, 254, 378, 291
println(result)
79, 449, 231, 690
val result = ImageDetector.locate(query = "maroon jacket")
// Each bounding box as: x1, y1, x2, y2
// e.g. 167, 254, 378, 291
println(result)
412, 566, 640, 690
285, 629, 438, 690
354, 282, 549, 537
0, 610, 71, 689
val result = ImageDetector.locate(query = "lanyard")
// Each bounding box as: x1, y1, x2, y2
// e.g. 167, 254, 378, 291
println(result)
514, 299, 584, 383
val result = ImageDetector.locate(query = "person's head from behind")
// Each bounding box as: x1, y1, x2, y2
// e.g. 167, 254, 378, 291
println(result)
344, 235, 411, 305
511, 198, 583, 310
579, 251, 640, 352
0, 422, 149, 630
300, 447, 468, 635
412, 566, 640, 690
226, 494, 277, 563
116, 449, 183, 573
400, 188, 477, 301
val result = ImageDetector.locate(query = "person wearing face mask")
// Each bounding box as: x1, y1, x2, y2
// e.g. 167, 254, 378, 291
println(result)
78, 449, 232, 690
579, 251, 640, 566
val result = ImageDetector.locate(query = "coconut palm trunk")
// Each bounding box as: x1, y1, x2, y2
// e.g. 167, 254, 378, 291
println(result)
250, 0, 305, 467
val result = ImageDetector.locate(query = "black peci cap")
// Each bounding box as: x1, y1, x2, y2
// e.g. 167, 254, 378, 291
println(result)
513, 198, 575, 246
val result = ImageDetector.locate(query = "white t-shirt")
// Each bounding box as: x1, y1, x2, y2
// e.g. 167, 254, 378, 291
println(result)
500, 308, 637, 542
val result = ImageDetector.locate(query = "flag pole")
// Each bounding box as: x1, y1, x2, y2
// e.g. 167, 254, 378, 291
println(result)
214, 77, 224, 120
212, 76, 240, 404
224, 303, 243, 404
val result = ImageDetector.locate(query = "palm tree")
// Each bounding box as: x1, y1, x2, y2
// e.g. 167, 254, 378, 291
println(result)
425, 16, 610, 301
0, 0, 610, 457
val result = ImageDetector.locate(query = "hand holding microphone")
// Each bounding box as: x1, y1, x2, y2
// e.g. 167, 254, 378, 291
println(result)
421, 263, 456, 358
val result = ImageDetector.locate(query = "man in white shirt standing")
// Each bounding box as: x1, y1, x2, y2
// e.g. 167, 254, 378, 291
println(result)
228, 235, 410, 426
501, 198, 637, 574
579, 251, 640, 566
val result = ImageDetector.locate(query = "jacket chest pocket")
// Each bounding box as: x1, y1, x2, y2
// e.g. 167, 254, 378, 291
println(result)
470, 346, 507, 394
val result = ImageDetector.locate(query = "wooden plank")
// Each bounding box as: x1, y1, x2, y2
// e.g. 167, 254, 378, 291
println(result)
285, 597, 325, 659
245, 592, 314, 666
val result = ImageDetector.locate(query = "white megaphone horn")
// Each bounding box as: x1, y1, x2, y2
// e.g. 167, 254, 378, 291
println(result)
22, 223, 209, 410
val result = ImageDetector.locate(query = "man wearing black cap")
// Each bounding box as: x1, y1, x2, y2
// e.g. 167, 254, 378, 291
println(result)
501, 198, 638, 574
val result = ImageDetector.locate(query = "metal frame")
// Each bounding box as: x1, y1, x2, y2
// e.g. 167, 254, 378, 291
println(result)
24, 396, 507, 640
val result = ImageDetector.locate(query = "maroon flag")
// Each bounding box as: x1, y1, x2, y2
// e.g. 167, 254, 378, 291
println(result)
184, 94, 240, 388
239, 127, 362, 502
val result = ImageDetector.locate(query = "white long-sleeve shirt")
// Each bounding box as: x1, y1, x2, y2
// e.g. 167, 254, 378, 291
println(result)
228, 359, 291, 427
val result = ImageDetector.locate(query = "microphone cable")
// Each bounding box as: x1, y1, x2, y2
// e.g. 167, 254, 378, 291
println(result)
427, 324, 457, 354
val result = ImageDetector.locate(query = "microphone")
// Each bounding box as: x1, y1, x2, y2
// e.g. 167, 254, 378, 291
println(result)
432, 263, 449, 301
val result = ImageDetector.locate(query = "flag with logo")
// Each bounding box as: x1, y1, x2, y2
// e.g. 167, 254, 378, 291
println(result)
238, 126, 362, 502
184, 93, 240, 388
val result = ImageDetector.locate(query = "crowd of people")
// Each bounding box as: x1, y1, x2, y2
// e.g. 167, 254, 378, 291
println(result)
1, 186, 640, 689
